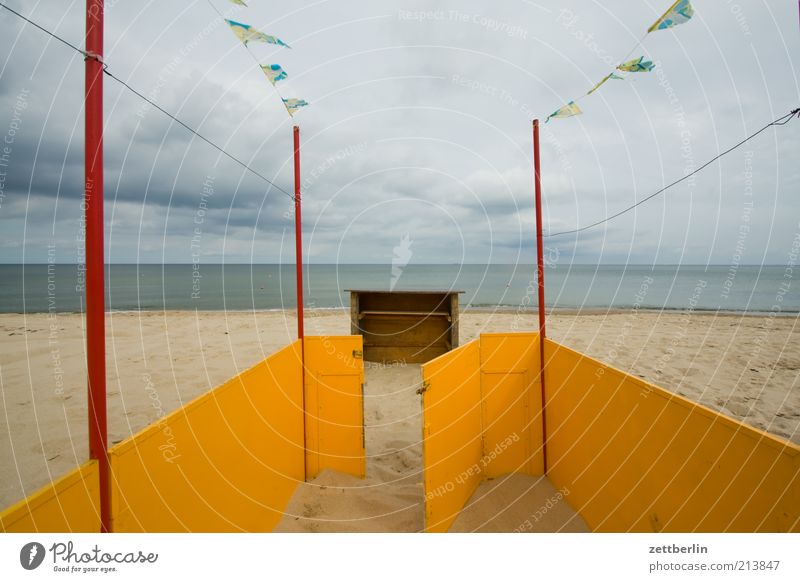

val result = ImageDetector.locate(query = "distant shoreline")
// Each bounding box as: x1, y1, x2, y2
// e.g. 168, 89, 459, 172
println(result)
3, 307, 798, 317
0, 263, 793, 267
3, 264, 796, 313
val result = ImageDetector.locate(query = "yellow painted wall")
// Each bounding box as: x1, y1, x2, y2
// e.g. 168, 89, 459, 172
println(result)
11, 331, 794, 534
421, 333, 545, 531
303, 336, 366, 479
0, 460, 100, 533
544, 339, 800, 532
480, 333, 544, 477
422, 340, 483, 533
109, 341, 305, 532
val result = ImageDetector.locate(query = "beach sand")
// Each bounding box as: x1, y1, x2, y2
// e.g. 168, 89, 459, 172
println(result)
1, 309, 798, 526
276, 364, 425, 532
449, 473, 589, 533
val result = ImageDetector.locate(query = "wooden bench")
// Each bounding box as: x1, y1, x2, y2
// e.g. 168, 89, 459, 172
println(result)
346, 290, 463, 364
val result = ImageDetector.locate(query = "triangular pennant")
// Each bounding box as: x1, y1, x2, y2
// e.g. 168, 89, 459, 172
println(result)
226, 19, 290, 48
545, 101, 582, 123
648, 0, 694, 32
282, 98, 309, 116
261, 64, 288, 85
617, 57, 655, 73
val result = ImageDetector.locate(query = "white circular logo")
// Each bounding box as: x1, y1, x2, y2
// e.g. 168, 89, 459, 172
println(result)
20, 542, 46, 570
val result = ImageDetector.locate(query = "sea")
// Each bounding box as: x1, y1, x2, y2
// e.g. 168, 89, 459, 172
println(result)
0, 264, 796, 314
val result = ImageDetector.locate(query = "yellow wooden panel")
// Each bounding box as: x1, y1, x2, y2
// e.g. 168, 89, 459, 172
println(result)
481, 373, 532, 476
109, 341, 305, 532
480, 333, 543, 477
544, 339, 800, 532
421, 340, 483, 533
0, 461, 100, 533
304, 336, 365, 479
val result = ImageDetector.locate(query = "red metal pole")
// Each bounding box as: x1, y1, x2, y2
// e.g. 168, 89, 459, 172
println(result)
292, 126, 307, 481
85, 0, 109, 532
293, 126, 304, 340
533, 119, 548, 474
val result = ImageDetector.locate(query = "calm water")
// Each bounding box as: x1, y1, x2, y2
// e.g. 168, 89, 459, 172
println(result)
0, 264, 796, 314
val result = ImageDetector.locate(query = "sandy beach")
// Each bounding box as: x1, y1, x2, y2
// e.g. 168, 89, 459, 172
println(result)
1, 309, 798, 525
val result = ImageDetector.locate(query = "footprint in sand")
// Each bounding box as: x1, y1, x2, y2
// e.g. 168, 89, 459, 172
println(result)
302, 501, 322, 518
384, 440, 412, 451
726, 401, 751, 417
378, 449, 419, 474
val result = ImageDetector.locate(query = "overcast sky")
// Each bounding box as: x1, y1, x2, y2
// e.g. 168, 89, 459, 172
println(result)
0, 0, 798, 264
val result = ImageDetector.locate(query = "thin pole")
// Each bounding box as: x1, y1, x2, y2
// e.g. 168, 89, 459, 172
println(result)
293, 125, 307, 481
533, 119, 548, 474
85, 0, 109, 532
293, 125, 304, 340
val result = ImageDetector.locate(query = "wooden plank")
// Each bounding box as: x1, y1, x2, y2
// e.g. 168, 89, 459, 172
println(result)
360, 320, 450, 347
347, 290, 462, 364
346, 289, 465, 295
450, 293, 460, 348
350, 292, 359, 335
359, 310, 451, 321
366, 345, 449, 364
359, 292, 452, 313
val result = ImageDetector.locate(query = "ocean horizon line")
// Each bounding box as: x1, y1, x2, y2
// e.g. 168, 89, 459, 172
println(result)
2, 264, 796, 314
0, 262, 791, 268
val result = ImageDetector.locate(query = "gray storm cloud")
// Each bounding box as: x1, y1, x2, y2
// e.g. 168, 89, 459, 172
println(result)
0, 0, 798, 265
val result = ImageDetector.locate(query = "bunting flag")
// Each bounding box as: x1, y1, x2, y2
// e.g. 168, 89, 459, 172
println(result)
617, 56, 655, 72
261, 64, 287, 85
586, 72, 624, 95
648, 0, 694, 32
226, 19, 291, 47
545, 101, 582, 123
528, 1, 696, 120
283, 98, 309, 116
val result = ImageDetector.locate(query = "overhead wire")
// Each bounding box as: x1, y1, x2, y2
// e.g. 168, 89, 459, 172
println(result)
544, 108, 800, 237
0, 1, 296, 201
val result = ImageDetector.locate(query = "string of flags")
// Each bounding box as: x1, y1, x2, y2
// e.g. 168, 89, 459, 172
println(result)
217, 0, 309, 117
546, 0, 694, 123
